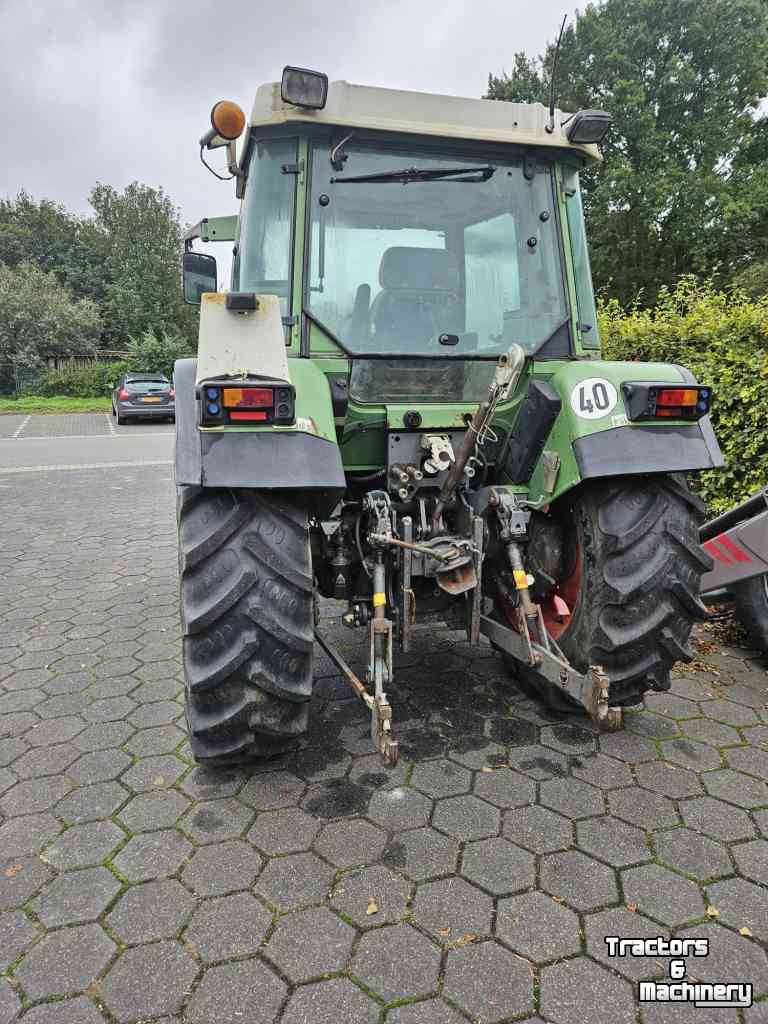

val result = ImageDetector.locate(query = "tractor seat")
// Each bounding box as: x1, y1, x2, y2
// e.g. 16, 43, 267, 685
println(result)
370, 247, 462, 349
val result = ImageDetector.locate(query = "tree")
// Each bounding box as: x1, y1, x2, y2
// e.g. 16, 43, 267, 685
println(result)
487, 0, 768, 304
88, 182, 197, 348
0, 262, 101, 369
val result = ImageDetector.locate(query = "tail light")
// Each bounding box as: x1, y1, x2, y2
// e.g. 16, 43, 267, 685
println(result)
118, 388, 129, 400
169, 388, 175, 399
622, 382, 711, 422
199, 382, 295, 426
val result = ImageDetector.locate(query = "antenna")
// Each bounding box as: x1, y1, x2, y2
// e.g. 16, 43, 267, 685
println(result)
546, 14, 568, 134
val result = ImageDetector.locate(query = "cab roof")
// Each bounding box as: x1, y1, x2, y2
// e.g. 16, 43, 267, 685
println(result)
248, 79, 600, 162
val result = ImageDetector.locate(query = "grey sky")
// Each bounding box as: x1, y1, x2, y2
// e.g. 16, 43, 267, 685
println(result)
2, 0, 577, 275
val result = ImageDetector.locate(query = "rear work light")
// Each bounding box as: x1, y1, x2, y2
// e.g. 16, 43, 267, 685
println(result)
622, 382, 712, 422
199, 382, 296, 427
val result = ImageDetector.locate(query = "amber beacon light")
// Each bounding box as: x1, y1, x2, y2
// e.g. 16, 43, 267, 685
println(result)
199, 101, 246, 149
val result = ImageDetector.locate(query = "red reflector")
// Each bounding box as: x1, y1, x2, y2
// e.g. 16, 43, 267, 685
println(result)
656, 388, 698, 406
655, 407, 680, 417
223, 387, 274, 408
230, 411, 268, 421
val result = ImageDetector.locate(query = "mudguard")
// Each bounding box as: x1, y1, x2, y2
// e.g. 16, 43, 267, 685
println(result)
522, 360, 724, 504
174, 357, 345, 516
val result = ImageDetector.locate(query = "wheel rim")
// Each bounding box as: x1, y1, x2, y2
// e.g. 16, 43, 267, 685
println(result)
540, 540, 582, 642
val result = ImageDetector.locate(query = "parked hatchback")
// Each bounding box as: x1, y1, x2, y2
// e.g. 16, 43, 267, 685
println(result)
111, 374, 175, 424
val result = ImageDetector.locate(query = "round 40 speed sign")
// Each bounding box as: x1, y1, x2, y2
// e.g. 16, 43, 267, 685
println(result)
569, 377, 619, 420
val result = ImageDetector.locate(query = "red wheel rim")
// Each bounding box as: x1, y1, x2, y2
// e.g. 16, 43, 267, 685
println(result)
541, 540, 582, 641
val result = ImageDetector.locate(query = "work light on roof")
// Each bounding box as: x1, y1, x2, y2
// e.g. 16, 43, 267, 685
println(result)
566, 109, 612, 145
281, 66, 328, 110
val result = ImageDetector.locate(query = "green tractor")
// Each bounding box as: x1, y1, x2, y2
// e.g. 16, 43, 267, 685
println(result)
176, 67, 722, 767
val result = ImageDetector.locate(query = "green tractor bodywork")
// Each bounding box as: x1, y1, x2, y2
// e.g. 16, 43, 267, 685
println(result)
176, 75, 722, 766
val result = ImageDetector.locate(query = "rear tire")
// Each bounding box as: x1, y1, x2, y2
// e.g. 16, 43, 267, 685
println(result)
117, 412, 127, 425
497, 475, 712, 709
177, 486, 314, 765
733, 574, 768, 653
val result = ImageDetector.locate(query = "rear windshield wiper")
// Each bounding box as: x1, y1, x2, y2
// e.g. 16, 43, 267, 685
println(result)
330, 165, 496, 185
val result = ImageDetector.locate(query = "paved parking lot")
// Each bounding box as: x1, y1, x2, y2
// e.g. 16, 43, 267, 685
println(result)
0, 417, 767, 1023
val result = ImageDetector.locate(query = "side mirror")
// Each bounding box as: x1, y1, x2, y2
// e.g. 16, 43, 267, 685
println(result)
183, 251, 217, 305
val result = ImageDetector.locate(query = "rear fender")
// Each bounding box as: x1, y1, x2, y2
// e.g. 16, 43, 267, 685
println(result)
174, 356, 345, 516
521, 360, 724, 504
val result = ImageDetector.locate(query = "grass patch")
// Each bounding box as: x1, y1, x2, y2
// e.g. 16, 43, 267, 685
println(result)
0, 396, 112, 415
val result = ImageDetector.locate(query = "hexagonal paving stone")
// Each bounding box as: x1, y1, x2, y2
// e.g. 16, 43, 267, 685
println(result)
314, 818, 387, 868
123, 723, 184, 757
598, 731, 657, 763
14, 922, 116, 999
727, 745, 768, 780
332, 864, 411, 926
585, 906, 669, 980
255, 851, 335, 910
677, 922, 768, 997
660, 737, 723, 771
184, 891, 272, 960
179, 764, 246, 801
18, 996, 106, 1023
111, 829, 192, 882
281, 977, 380, 1024
11, 742, 80, 779
448, 738, 507, 771
0, 856, 53, 909
289, 745, 353, 782
703, 768, 768, 808
0, 909, 39, 971
117, 788, 190, 832
56, 781, 129, 824
353, 923, 441, 1002
681, 796, 756, 841
412, 876, 493, 944
181, 838, 263, 896
180, 797, 254, 843
247, 807, 320, 854
461, 837, 535, 895
622, 863, 705, 926
301, 778, 372, 818
732, 839, 768, 885
121, 754, 187, 792
503, 804, 572, 853
100, 939, 198, 1022
266, 906, 356, 981
24, 715, 85, 747
540, 957, 636, 1024
607, 786, 679, 829
42, 820, 125, 871
67, 749, 133, 785
74, 722, 134, 753
635, 761, 703, 800
703, 698, 759, 727
240, 769, 305, 809
386, 1000, 467, 1023
381, 827, 459, 880
367, 787, 432, 831
105, 879, 194, 944
445, 939, 534, 1021
576, 816, 650, 867
539, 776, 604, 819
84, 696, 136, 723
0, 775, 73, 816
496, 890, 581, 962
570, 752, 634, 789
506, 744, 571, 779
472, 766, 536, 808
654, 827, 733, 881
31, 866, 121, 926
432, 794, 500, 841
410, 758, 471, 800
0, 978, 20, 1024
624, 710, 680, 741
706, 877, 768, 940
681, 717, 743, 748
540, 849, 619, 911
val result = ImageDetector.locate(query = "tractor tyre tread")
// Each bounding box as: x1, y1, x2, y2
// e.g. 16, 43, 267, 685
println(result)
177, 486, 314, 766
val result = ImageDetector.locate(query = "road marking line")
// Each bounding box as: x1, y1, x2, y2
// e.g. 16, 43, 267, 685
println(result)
11, 415, 31, 438
105, 412, 116, 436
0, 460, 173, 474
6, 432, 172, 442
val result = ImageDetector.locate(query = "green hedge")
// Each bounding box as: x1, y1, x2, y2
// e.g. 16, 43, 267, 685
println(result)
599, 277, 768, 513
35, 361, 128, 398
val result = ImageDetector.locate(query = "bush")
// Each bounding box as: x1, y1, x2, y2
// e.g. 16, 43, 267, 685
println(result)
599, 277, 768, 513
36, 361, 128, 397
125, 327, 193, 379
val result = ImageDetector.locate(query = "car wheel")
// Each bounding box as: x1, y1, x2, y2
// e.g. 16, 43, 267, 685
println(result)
116, 412, 127, 425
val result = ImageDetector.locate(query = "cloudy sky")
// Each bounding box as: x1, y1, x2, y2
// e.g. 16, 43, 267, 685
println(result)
1, 0, 578, 271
